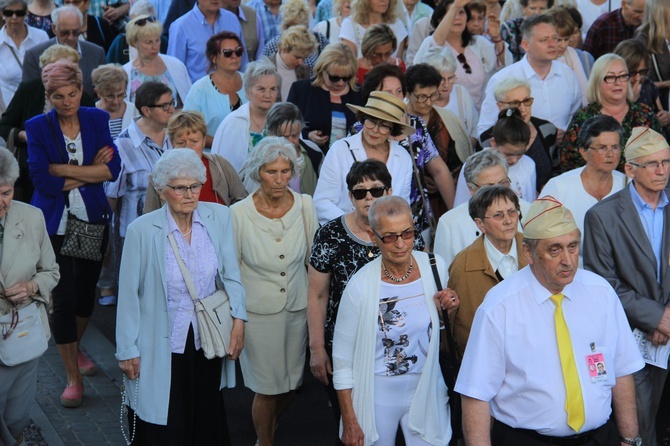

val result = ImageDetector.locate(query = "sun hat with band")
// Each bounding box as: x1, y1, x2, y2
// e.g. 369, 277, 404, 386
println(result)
522, 196, 578, 240
347, 91, 416, 136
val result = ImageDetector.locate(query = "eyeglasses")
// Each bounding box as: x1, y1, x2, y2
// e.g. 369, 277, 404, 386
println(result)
363, 118, 392, 135
102, 92, 127, 102
327, 73, 353, 83
371, 228, 415, 244
220, 46, 244, 58
587, 145, 622, 154
148, 99, 176, 111
2, 9, 27, 17
483, 208, 520, 222
166, 183, 203, 195
471, 177, 512, 188
350, 186, 388, 200
457, 53, 472, 74
58, 29, 82, 38
628, 159, 670, 170
412, 91, 440, 103
603, 74, 631, 84
629, 68, 650, 78
66, 142, 79, 165
134, 15, 156, 26
498, 97, 534, 108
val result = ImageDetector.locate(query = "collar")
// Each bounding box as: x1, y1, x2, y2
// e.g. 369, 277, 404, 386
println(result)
524, 265, 577, 305
127, 120, 150, 149
192, 2, 220, 24
234, 5, 247, 21
629, 181, 670, 211
520, 54, 558, 80
483, 235, 518, 271
0, 25, 32, 47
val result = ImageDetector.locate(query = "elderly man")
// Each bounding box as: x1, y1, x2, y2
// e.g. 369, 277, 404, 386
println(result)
22, 5, 106, 99
584, 127, 670, 446
582, 0, 646, 60
167, 0, 248, 82
477, 14, 582, 140
434, 150, 529, 269
457, 196, 644, 446
447, 185, 527, 359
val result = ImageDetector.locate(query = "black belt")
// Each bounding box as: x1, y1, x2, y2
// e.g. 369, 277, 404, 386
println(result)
493, 419, 607, 445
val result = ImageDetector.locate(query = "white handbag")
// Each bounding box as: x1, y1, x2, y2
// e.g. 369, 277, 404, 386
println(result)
0, 301, 49, 366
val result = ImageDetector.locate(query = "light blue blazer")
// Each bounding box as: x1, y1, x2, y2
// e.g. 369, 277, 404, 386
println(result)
115, 201, 247, 425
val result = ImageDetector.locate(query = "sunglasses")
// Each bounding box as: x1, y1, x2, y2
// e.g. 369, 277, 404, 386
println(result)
350, 186, 387, 200
66, 142, 79, 165
220, 46, 244, 58
2, 9, 27, 17
629, 68, 650, 78
371, 228, 415, 245
134, 15, 156, 26
457, 53, 472, 74
327, 73, 352, 83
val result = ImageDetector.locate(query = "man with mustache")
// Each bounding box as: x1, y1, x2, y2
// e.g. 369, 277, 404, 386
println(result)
457, 196, 644, 445
584, 127, 670, 446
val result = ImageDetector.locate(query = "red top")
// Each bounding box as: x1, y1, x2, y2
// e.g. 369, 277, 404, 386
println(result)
198, 157, 220, 204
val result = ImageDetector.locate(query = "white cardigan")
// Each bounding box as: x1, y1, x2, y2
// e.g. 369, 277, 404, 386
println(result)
211, 102, 252, 174
313, 131, 413, 224
123, 54, 192, 105
332, 251, 452, 446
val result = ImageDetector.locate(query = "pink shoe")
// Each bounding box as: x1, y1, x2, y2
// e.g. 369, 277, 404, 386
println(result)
60, 384, 83, 408
78, 352, 98, 376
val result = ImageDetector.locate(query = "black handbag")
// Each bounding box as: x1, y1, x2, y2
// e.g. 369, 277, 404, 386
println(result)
428, 253, 463, 444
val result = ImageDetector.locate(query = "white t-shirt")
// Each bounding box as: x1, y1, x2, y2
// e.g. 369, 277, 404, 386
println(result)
58, 134, 88, 235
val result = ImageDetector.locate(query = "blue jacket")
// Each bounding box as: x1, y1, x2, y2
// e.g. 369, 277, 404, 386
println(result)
26, 107, 121, 234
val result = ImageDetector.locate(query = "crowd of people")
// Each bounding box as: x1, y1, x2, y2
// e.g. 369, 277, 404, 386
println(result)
1, 0, 670, 443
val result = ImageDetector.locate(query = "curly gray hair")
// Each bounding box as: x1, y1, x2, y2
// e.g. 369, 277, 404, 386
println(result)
152, 149, 206, 190
0, 146, 20, 187
242, 136, 300, 184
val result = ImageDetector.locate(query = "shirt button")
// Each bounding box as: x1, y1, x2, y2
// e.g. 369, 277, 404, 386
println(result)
280, 272, 286, 276
279, 254, 285, 259
280, 288, 286, 293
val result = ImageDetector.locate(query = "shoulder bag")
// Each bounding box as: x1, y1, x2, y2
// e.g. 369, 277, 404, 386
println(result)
0, 302, 49, 366
168, 233, 233, 359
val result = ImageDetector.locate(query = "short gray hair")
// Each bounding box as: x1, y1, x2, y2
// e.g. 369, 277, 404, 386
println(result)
0, 147, 20, 187
243, 136, 300, 183
368, 195, 412, 232
152, 149, 207, 190
464, 150, 508, 185
244, 58, 282, 97
52, 5, 83, 29
0, 0, 27, 11
418, 46, 458, 74
493, 77, 531, 102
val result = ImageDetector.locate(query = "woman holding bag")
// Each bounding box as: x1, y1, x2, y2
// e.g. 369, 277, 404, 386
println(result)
25, 59, 120, 408
0, 146, 60, 446
116, 149, 247, 445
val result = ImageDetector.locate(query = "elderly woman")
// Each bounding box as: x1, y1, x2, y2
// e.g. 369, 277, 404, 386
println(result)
339, 0, 408, 59
116, 149, 246, 444
92, 64, 139, 139
308, 160, 425, 432
561, 54, 663, 173
271, 25, 317, 100
123, 14, 191, 108
333, 195, 459, 446
145, 110, 248, 212
541, 115, 627, 264
0, 0, 48, 112
419, 46, 479, 142
211, 59, 280, 173
0, 147, 60, 446
288, 43, 364, 151
313, 0, 351, 41
183, 31, 247, 146
414, 0, 512, 110
447, 185, 526, 358
314, 91, 415, 224
480, 77, 557, 191
26, 60, 121, 407
230, 137, 318, 446
262, 0, 329, 77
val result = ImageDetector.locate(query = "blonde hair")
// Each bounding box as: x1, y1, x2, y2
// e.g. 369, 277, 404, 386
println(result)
587, 53, 633, 104
351, 0, 397, 25
361, 23, 397, 59
312, 43, 358, 90
126, 14, 163, 47
92, 64, 128, 95
278, 25, 318, 54
637, 0, 670, 54
167, 110, 208, 143
39, 44, 79, 68
280, 0, 311, 29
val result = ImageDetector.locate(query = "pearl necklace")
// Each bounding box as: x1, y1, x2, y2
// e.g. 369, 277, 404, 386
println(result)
382, 257, 413, 282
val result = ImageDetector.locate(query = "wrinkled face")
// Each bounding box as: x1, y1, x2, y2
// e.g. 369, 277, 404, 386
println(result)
349, 177, 391, 219
522, 0, 548, 17
135, 33, 161, 58
160, 177, 201, 216
522, 23, 558, 63
48, 84, 83, 119
469, 164, 509, 194
438, 70, 456, 101
370, 211, 415, 266
172, 129, 207, 156
214, 38, 243, 72
467, 10, 486, 35
493, 142, 526, 167
625, 148, 670, 196
97, 84, 127, 113
2, 3, 27, 33
497, 86, 532, 123
523, 229, 580, 294
53, 12, 82, 49
408, 84, 439, 117
249, 74, 279, 111
380, 76, 404, 99
368, 42, 394, 66
0, 184, 13, 220
143, 91, 175, 125
258, 157, 292, 199
600, 60, 629, 105
474, 197, 519, 246
578, 131, 621, 174
621, 0, 645, 27
274, 121, 302, 149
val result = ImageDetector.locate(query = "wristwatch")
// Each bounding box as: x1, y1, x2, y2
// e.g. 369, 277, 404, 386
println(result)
620, 436, 642, 446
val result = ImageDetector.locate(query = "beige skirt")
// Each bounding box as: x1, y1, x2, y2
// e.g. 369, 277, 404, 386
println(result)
239, 308, 307, 395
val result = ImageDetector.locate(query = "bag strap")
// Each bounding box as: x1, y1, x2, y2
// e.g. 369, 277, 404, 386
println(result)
406, 120, 436, 234
428, 253, 459, 361
168, 233, 201, 303
7, 45, 22, 69
652, 53, 664, 82
345, 140, 357, 161
326, 19, 331, 40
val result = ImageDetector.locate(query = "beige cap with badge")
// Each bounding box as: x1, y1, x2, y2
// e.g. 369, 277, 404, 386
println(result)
624, 127, 670, 161
522, 196, 578, 239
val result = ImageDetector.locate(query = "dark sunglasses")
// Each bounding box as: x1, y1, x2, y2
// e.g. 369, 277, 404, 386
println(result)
220, 46, 244, 58
2, 9, 27, 17
350, 186, 387, 200
457, 53, 472, 74
629, 68, 650, 77
135, 16, 156, 26
327, 73, 352, 83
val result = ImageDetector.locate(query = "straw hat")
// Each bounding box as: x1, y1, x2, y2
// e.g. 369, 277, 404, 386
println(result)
347, 91, 416, 136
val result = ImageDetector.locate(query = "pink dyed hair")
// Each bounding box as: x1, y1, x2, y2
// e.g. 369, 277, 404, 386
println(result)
42, 59, 83, 95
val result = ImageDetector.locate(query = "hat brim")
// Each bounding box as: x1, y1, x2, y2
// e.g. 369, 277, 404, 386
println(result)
346, 103, 416, 136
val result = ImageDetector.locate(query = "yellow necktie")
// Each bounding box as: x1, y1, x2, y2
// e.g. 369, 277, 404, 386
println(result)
550, 293, 585, 432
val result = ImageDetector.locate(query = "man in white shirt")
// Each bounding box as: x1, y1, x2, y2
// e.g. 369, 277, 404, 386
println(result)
457, 196, 644, 446
477, 14, 581, 141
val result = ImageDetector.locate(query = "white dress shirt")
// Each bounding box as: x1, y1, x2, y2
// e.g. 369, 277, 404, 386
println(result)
483, 235, 518, 279
0, 25, 48, 109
